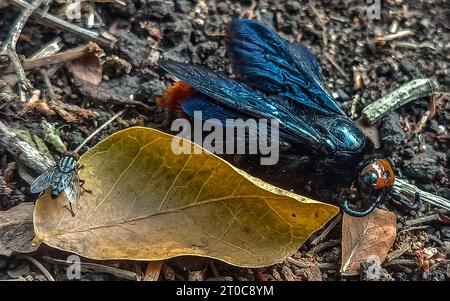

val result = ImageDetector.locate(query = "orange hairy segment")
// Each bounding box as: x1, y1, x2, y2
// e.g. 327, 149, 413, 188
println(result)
156, 81, 196, 111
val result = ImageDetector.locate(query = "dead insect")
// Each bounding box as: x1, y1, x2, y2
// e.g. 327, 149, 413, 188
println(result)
158, 19, 421, 217
342, 159, 421, 217
29, 110, 125, 216
30, 154, 89, 216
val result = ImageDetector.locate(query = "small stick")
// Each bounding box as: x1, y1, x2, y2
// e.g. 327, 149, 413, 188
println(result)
72, 78, 153, 110
324, 52, 347, 79
73, 109, 126, 154
7, 0, 117, 48
1, 0, 45, 102
308, 239, 340, 256
287, 257, 310, 268
394, 178, 450, 212
397, 225, 429, 234
0, 120, 55, 174
375, 30, 415, 43
362, 79, 440, 125
205, 276, 234, 281
208, 260, 220, 278
39, 68, 56, 99
317, 262, 338, 271
383, 258, 417, 268
17, 255, 55, 281
42, 256, 139, 280
392, 41, 437, 51
2, 37, 63, 87
404, 214, 442, 227
385, 242, 411, 262
309, 1, 328, 47
143, 261, 164, 281
1, 42, 104, 74
310, 214, 341, 246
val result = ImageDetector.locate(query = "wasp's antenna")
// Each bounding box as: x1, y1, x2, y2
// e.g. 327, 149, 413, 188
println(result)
73, 109, 126, 154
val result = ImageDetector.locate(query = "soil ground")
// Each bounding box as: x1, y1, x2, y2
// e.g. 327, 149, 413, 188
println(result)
0, 0, 449, 281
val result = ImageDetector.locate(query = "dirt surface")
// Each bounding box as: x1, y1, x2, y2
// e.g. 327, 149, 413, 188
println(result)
0, 0, 449, 281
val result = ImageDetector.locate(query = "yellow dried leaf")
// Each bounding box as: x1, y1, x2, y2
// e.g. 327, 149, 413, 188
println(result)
34, 127, 338, 267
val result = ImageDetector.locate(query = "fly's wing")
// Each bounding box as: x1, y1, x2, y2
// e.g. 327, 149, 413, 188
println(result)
159, 60, 324, 146
225, 19, 346, 116
63, 172, 80, 204
30, 167, 57, 193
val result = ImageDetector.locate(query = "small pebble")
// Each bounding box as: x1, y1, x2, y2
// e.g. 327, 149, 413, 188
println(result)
286, 1, 301, 13
216, 2, 229, 14
337, 88, 350, 101
400, 59, 417, 75
0, 256, 7, 270
193, 18, 205, 27
7, 261, 30, 279
376, 64, 393, 77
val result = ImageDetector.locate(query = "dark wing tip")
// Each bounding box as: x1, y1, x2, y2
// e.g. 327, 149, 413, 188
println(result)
158, 59, 180, 73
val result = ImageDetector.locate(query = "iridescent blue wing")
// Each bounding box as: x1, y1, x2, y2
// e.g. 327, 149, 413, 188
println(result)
159, 60, 323, 146
182, 95, 245, 122
225, 19, 346, 116
289, 43, 322, 82
182, 95, 290, 142
30, 167, 57, 193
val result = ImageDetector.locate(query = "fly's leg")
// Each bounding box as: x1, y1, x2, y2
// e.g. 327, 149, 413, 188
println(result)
64, 202, 76, 217
390, 190, 421, 210
77, 164, 92, 194
79, 179, 93, 194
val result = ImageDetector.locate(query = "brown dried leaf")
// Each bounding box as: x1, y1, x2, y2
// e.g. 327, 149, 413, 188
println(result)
340, 209, 396, 276
19, 90, 56, 117
0, 203, 38, 256
66, 52, 103, 86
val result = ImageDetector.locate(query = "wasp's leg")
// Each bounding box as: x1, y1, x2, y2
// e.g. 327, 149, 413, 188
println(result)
342, 193, 386, 217
390, 190, 421, 210
387, 157, 396, 170
79, 179, 93, 194
354, 157, 374, 170
279, 154, 312, 172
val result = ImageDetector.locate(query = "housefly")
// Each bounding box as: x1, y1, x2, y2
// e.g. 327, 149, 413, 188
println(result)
30, 154, 85, 216
158, 19, 420, 217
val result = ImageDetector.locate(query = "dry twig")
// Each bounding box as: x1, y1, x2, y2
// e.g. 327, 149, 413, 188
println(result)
7, 0, 117, 48
0, 120, 55, 174
42, 256, 139, 280
1, 0, 45, 102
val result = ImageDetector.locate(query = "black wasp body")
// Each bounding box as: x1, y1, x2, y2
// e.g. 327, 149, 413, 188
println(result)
159, 19, 372, 173
158, 19, 422, 217
30, 154, 81, 204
